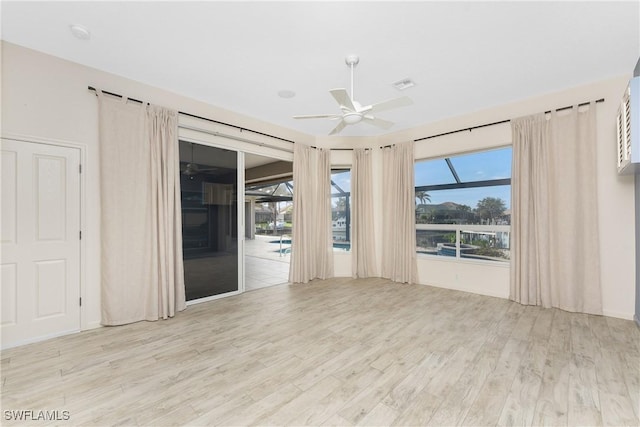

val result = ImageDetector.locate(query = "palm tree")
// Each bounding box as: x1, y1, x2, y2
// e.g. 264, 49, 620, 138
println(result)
415, 190, 431, 206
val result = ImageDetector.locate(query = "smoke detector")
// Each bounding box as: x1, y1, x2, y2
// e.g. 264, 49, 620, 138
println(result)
70, 24, 91, 40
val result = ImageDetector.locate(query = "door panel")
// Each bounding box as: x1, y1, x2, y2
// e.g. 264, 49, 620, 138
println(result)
180, 141, 240, 301
1, 263, 18, 326
35, 154, 67, 241
1, 139, 81, 349
35, 259, 67, 318
2, 150, 17, 244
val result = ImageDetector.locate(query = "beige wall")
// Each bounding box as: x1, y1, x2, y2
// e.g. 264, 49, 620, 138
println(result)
1, 41, 308, 329
2, 41, 636, 324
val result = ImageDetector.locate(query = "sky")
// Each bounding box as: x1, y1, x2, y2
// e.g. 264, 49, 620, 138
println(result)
414, 146, 512, 209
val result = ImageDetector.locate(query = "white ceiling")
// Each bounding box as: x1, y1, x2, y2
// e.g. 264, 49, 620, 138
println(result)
2, 1, 639, 138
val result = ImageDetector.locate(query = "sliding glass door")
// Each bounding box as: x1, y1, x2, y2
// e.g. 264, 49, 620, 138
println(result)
179, 141, 241, 301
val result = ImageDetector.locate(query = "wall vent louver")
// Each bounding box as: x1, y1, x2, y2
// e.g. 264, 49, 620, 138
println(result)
616, 76, 640, 174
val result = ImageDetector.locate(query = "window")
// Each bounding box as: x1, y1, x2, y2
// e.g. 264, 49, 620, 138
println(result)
245, 180, 293, 235
414, 147, 512, 262
331, 169, 351, 251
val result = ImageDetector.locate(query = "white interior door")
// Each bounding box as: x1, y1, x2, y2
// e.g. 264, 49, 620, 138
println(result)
1, 139, 81, 349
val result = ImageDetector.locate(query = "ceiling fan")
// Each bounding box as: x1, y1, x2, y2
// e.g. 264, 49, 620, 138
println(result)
293, 54, 413, 135
181, 143, 219, 178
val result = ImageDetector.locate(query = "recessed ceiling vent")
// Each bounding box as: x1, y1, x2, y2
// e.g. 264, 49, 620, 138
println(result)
392, 78, 416, 91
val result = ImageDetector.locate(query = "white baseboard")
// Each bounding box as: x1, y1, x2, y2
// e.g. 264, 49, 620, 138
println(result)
83, 321, 103, 331
602, 309, 634, 321
419, 281, 510, 300
1, 329, 81, 350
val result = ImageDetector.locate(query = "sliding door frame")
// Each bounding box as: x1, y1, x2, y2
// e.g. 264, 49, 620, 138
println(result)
179, 137, 244, 305
178, 118, 294, 304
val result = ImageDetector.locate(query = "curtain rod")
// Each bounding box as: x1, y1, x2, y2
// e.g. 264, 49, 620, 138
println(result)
87, 86, 296, 145
414, 98, 605, 142
309, 146, 373, 151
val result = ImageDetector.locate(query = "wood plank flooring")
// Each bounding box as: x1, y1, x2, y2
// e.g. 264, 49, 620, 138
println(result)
2, 278, 639, 426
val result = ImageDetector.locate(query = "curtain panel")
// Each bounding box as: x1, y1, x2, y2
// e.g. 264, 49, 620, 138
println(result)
98, 93, 186, 325
510, 105, 602, 314
289, 144, 334, 283
381, 142, 418, 284
351, 148, 378, 278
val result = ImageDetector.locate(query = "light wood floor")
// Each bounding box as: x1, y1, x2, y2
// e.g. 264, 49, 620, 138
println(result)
2, 278, 639, 426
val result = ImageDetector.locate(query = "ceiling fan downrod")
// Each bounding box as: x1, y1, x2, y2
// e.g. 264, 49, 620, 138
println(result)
345, 54, 359, 103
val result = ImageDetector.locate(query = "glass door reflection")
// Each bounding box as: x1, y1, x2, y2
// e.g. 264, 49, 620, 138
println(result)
180, 141, 238, 301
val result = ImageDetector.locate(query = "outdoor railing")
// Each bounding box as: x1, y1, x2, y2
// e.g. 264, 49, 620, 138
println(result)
416, 223, 511, 263
279, 234, 291, 257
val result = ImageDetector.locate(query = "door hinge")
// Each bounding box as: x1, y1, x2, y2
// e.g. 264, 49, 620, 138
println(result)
79, 297, 82, 306
79, 230, 82, 240
79, 164, 82, 174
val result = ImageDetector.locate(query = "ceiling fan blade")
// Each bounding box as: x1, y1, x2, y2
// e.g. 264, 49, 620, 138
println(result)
329, 120, 347, 136
293, 114, 341, 119
329, 88, 356, 112
363, 116, 394, 130
367, 96, 413, 114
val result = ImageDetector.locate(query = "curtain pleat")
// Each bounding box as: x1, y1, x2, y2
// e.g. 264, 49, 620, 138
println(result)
315, 148, 334, 279
98, 94, 186, 325
289, 144, 333, 283
510, 105, 602, 314
352, 148, 378, 278
381, 142, 418, 284
147, 105, 186, 319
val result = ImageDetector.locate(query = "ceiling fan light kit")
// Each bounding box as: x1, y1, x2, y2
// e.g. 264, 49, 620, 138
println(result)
293, 54, 413, 135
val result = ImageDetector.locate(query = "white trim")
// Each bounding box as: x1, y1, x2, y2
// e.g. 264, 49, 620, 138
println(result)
84, 321, 103, 331
178, 114, 294, 158
1, 328, 82, 350
178, 124, 294, 302
186, 290, 242, 306
415, 224, 511, 232
602, 309, 635, 321
179, 124, 293, 154
177, 134, 249, 304
238, 151, 246, 294
419, 281, 509, 300
1, 133, 88, 333
414, 142, 513, 163
179, 132, 293, 163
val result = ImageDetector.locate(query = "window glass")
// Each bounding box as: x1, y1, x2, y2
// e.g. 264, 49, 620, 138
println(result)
448, 147, 512, 181
415, 147, 512, 226
415, 158, 458, 186
416, 229, 457, 257
331, 169, 351, 251
415, 146, 512, 262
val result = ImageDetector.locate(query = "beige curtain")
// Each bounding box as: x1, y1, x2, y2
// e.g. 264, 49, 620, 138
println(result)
98, 94, 186, 325
147, 105, 186, 319
510, 105, 602, 314
381, 142, 418, 283
289, 144, 333, 283
352, 148, 378, 278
